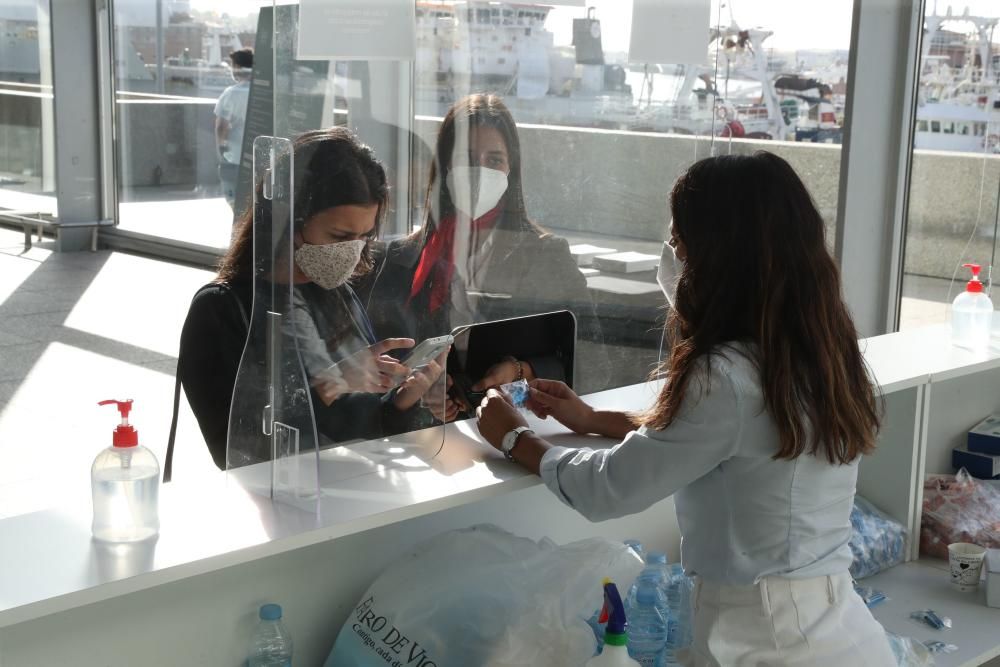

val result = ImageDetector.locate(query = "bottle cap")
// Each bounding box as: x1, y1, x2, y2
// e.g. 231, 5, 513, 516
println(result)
964, 263, 984, 293
259, 604, 282, 620
599, 581, 629, 646
98, 399, 138, 448
646, 551, 667, 565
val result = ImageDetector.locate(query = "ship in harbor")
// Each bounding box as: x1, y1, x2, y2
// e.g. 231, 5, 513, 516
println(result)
412, 1, 846, 143
915, 7, 1000, 154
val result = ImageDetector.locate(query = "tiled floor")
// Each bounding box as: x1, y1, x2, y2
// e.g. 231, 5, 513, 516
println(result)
0, 227, 217, 519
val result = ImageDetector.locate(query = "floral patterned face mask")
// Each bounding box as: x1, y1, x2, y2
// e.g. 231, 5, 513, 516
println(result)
293, 239, 366, 290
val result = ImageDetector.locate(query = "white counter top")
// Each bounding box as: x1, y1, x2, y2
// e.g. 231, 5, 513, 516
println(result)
0, 383, 658, 629
867, 559, 1000, 667
4, 325, 1000, 634
860, 324, 1000, 393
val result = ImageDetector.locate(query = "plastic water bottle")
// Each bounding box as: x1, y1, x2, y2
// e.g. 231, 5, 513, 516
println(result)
663, 564, 694, 665
626, 582, 669, 667
624, 539, 646, 563
646, 552, 669, 585
627, 554, 669, 611
248, 604, 293, 667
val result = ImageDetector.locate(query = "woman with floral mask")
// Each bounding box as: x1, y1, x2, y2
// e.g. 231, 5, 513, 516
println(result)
360, 94, 607, 421
178, 128, 446, 469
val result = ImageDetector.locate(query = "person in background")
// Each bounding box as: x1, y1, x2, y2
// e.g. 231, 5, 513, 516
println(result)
358, 93, 607, 421
214, 47, 253, 210
179, 127, 445, 469
477, 152, 896, 666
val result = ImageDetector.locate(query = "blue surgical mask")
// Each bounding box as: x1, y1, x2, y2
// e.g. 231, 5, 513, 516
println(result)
656, 241, 682, 308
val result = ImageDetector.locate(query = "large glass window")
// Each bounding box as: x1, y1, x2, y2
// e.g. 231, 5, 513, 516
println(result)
257, 0, 856, 409
899, 2, 1000, 331
110, 0, 270, 249
0, 0, 56, 218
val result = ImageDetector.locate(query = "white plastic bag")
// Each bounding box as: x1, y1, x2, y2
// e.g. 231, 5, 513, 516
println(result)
885, 631, 935, 667
325, 524, 644, 667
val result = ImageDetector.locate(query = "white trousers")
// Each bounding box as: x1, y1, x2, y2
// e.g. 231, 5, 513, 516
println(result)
680, 572, 896, 667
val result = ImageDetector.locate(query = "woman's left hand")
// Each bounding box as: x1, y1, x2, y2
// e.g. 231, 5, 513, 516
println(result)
476, 388, 528, 449
392, 349, 449, 411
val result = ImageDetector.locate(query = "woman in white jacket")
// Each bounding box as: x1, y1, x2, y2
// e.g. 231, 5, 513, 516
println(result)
476, 151, 896, 666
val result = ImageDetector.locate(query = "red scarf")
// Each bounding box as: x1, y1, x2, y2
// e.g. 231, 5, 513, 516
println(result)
409, 207, 503, 312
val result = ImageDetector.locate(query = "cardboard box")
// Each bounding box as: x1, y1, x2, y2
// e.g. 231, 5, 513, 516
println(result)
968, 414, 1000, 456
987, 549, 1000, 609
952, 446, 1000, 479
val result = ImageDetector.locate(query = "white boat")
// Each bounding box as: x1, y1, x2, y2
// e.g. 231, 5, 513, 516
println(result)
914, 7, 1000, 154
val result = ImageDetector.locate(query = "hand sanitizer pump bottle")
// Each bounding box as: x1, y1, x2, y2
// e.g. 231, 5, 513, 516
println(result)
91, 399, 160, 542
951, 263, 993, 351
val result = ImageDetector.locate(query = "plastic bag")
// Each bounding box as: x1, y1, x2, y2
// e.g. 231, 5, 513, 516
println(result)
886, 631, 935, 667
921, 468, 1000, 559
849, 496, 907, 579
324, 524, 644, 667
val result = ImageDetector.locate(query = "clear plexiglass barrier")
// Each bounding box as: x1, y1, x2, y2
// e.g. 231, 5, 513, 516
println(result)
218, 0, 858, 505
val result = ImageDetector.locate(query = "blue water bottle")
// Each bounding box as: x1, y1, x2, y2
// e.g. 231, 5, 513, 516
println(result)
248, 604, 293, 667
626, 580, 669, 667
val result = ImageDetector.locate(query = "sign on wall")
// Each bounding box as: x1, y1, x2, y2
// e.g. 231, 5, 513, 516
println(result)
297, 0, 416, 61
629, 0, 711, 65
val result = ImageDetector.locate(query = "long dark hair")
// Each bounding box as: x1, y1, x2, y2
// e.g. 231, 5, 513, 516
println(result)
218, 127, 389, 283
642, 152, 880, 464
418, 93, 543, 240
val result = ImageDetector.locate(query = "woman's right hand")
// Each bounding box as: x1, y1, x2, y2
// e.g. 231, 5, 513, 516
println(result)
527, 379, 595, 435
314, 338, 414, 404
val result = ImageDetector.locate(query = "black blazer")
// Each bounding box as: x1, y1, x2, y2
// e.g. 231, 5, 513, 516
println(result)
356, 223, 610, 393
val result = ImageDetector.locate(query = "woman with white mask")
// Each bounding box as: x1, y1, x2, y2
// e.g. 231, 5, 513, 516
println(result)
477, 153, 896, 666
178, 128, 446, 469
359, 94, 608, 423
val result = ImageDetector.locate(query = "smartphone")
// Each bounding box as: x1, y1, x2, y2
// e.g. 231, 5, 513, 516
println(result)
400, 334, 454, 372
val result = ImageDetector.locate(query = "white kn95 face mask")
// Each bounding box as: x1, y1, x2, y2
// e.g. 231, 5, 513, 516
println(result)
446, 166, 508, 220
656, 240, 683, 308
294, 238, 366, 290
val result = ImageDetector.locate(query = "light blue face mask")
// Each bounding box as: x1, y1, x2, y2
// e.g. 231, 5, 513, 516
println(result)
656, 240, 682, 308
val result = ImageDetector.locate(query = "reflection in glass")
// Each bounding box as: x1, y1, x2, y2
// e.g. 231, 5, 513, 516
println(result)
899, 5, 999, 331
0, 0, 56, 216
178, 129, 448, 483
110, 0, 266, 247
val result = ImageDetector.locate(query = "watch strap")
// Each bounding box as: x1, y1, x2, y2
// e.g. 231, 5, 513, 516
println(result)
502, 426, 532, 461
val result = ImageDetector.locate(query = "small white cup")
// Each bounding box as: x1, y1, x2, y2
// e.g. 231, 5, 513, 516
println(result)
949, 542, 987, 592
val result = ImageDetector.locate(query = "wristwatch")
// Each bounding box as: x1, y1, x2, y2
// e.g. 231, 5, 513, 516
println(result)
501, 426, 533, 462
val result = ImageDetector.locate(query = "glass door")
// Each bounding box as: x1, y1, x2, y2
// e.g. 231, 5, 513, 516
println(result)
109, 0, 271, 250
0, 0, 57, 219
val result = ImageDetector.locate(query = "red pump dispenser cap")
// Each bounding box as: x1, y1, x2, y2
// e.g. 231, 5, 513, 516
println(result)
963, 263, 984, 293
98, 399, 138, 448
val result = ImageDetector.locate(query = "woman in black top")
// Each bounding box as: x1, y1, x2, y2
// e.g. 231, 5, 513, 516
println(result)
358, 94, 607, 418
178, 128, 445, 469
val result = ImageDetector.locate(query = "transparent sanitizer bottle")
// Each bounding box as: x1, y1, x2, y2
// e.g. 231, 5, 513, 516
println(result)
91, 399, 160, 543
951, 263, 993, 351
